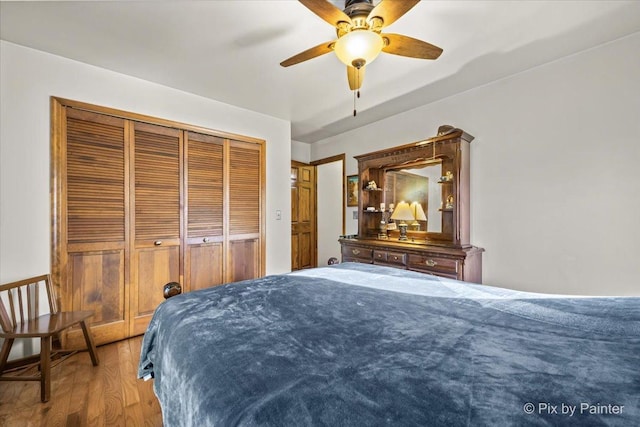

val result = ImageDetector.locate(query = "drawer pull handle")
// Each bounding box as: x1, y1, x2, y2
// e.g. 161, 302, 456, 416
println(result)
154, 240, 162, 246
352, 249, 360, 255
425, 259, 437, 267
203, 237, 210, 243
393, 256, 398, 260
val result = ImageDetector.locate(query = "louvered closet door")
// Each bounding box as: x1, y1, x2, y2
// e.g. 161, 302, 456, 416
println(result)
131, 122, 182, 335
64, 108, 128, 347
185, 132, 224, 291
226, 140, 263, 282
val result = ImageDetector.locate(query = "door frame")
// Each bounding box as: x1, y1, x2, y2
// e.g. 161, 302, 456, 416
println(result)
311, 154, 346, 265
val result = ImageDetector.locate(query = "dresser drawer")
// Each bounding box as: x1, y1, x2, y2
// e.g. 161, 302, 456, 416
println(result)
374, 250, 406, 266
385, 251, 406, 266
342, 246, 373, 262
373, 250, 387, 262
407, 254, 459, 275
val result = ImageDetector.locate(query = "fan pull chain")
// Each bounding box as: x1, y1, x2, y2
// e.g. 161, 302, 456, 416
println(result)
353, 71, 361, 117
353, 90, 357, 116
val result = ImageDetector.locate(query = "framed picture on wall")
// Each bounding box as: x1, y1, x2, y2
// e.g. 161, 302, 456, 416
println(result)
346, 174, 359, 207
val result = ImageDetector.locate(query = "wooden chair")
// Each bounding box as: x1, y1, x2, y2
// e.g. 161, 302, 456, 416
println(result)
0, 274, 99, 402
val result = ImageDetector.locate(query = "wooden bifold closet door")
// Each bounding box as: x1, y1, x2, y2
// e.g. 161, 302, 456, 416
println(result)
52, 98, 265, 346
227, 140, 263, 282
61, 108, 129, 346
130, 122, 182, 336
185, 132, 224, 291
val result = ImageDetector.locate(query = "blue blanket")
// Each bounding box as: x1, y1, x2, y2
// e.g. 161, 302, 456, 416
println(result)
138, 263, 640, 426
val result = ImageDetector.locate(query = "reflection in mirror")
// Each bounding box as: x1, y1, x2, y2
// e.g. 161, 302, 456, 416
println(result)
384, 161, 442, 233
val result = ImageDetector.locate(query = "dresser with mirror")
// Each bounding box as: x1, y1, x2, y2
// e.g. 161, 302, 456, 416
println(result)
339, 125, 484, 283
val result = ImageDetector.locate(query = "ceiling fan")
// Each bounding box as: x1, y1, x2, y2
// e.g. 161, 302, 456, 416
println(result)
280, 0, 443, 94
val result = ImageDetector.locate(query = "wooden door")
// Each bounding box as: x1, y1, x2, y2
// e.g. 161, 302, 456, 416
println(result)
291, 162, 316, 270
226, 140, 263, 282
185, 132, 224, 291
130, 122, 182, 335
60, 108, 129, 347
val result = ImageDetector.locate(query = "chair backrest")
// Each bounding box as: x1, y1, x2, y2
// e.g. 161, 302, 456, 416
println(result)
0, 274, 57, 334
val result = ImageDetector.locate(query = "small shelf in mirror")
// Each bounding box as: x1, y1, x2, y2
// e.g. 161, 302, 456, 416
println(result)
438, 171, 454, 183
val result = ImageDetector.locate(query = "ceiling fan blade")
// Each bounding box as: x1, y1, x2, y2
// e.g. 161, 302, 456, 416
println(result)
368, 0, 420, 28
299, 0, 352, 27
280, 41, 335, 67
381, 33, 443, 60
347, 65, 366, 90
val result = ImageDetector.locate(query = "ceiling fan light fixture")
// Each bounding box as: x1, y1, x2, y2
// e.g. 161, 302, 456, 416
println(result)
334, 30, 383, 68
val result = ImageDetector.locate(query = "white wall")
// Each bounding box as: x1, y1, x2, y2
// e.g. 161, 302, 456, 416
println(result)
311, 33, 640, 296
291, 140, 311, 163
316, 161, 344, 266
0, 41, 292, 285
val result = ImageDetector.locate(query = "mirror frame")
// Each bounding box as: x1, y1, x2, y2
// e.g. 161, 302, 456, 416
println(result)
354, 126, 475, 248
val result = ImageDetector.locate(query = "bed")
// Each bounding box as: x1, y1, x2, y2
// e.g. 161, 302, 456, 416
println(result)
138, 263, 639, 426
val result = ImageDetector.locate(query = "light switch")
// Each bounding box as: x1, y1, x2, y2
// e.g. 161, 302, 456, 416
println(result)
276, 210, 282, 220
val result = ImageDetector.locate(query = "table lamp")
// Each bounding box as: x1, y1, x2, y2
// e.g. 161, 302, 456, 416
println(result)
410, 201, 427, 231
390, 201, 414, 241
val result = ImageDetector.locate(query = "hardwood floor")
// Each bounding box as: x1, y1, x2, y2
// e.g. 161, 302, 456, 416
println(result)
0, 336, 162, 426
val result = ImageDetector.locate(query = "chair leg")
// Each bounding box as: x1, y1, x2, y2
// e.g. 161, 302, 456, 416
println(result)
40, 336, 51, 402
80, 320, 99, 366
0, 337, 15, 374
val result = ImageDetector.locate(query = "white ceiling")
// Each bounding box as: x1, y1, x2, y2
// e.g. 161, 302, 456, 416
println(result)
2, 1, 640, 143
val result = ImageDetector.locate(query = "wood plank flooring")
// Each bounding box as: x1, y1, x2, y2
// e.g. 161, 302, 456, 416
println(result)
0, 336, 162, 426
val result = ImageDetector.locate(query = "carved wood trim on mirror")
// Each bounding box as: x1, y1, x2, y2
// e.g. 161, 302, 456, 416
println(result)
339, 125, 484, 283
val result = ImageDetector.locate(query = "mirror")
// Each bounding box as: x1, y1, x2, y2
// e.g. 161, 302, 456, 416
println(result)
384, 161, 443, 233
353, 127, 472, 246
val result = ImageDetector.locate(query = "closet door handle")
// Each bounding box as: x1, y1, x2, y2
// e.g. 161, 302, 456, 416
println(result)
154, 240, 162, 246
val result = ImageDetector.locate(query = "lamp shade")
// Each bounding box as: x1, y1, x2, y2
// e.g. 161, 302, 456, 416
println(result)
390, 201, 414, 222
334, 30, 383, 68
411, 202, 427, 221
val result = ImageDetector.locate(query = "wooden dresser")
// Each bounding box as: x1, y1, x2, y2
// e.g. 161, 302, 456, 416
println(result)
340, 238, 483, 283
339, 125, 484, 283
